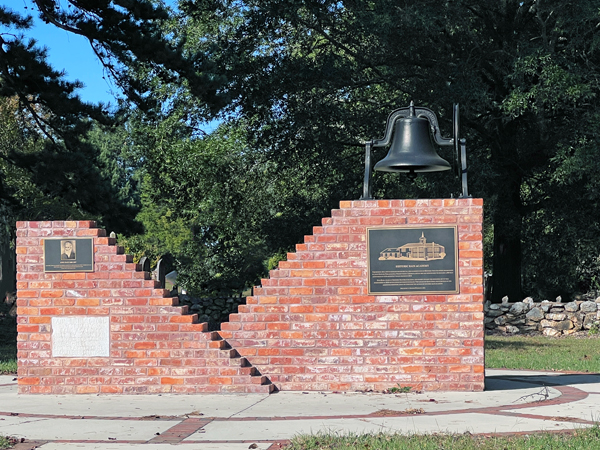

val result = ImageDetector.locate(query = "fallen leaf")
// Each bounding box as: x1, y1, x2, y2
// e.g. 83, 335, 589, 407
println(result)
550, 416, 578, 422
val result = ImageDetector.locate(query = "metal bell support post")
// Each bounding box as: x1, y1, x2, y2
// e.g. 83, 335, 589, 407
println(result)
360, 102, 469, 199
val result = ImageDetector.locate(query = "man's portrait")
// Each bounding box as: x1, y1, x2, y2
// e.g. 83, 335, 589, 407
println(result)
61, 240, 76, 260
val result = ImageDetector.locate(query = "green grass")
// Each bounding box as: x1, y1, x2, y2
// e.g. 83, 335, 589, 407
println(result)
0, 342, 17, 375
485, 335, 600, 372
0, 301, 17, 375
286, 428, 600, 449
0, 435, 17, 449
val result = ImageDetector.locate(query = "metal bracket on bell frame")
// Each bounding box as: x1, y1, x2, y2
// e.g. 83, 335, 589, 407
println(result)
453, 104, 469, 198
360, 102, 469, 199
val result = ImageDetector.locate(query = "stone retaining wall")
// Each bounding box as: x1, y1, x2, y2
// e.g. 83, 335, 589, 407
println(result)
484, 297, 600, 336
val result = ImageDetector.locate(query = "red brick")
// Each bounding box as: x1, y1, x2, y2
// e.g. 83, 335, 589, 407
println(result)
39, 307, 62, 315
161, 377, 184, 385
29, 299, 52, 307
76, 298, 100, 306
169, 315, 197, 323
134, 342, 157, 350
101, 385, 123, 393
29, 317, 51, 324
339, 287, 361, 295
62, 273, 86, 280
209, 377, 232, 385
305, 314, 328, 322
17, 290, 39, 298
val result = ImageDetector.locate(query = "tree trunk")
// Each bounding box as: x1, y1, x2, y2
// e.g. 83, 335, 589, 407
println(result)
491, 169, 523, 303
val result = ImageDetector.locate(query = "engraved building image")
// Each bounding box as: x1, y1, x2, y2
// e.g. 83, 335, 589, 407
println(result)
379, 232, 446, 261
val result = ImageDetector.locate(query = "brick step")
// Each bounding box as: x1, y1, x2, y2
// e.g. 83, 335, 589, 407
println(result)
239, 365, 261, 377
152, 288, 173, 297
207, 331, 274, 393
138, 280, 163, 289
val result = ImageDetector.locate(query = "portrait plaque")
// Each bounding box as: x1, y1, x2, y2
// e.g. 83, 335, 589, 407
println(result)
367, 226, 458, 295
44, 238, 94, 272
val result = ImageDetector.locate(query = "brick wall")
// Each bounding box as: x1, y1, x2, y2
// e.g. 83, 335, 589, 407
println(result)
15, 221, 272, 394
16, 198, 484, 394
221, 199, 484, 392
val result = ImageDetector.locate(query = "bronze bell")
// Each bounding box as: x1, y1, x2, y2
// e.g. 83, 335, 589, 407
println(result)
374, 109, 451, 174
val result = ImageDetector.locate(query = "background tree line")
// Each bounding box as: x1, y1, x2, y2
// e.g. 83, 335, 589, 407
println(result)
1, 0, 600, 302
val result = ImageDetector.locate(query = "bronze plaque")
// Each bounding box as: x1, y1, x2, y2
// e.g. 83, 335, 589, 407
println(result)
367, 226, 458, 295
44, 238, 94, 272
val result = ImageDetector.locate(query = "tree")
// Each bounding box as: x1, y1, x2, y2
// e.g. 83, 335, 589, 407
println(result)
14, 0, 600, 300
162, 0, 600, 301
121, 110, 337, 295
0, 2, 173, 234
22, 0, 228, 114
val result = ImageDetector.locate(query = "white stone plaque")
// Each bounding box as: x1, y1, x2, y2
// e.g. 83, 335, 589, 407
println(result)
52, 316, 110, 357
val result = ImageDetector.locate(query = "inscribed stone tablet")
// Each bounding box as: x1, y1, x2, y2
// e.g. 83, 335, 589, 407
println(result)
51, 316, 110, 357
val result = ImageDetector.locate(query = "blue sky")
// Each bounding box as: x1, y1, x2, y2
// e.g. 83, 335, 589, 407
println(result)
5, 0, 120, 106
5, 1, 220, 132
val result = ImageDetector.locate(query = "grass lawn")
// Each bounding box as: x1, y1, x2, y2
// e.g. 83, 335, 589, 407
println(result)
0, 302, 17, 375
0, 436, 18, 449
0, 342, 16, 375
485, 334, 600, 372
286, 427, 600, 449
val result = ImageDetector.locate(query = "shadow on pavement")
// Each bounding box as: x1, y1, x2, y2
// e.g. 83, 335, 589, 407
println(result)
485, 372, 600, 391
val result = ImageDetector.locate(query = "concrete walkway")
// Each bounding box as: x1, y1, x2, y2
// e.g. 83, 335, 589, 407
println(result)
1, 369, 600, 449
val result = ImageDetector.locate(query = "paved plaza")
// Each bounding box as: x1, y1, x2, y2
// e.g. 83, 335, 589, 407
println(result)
1, 369, 599, 449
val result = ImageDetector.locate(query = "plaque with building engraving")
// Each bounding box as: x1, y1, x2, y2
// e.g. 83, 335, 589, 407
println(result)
367, 226, 458, 295
44, 238, 94, 272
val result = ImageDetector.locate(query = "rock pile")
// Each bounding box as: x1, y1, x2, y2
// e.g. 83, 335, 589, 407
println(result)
178, 295, 246, 330
484, 295, 600, 336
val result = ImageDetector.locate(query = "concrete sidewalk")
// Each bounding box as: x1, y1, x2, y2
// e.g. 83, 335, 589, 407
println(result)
1, 369, 600, 449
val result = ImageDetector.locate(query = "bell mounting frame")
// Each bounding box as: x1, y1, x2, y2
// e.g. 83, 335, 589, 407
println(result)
360, 102, 469, 199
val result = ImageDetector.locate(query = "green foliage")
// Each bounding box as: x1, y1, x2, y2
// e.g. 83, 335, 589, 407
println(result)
0, 96, 140, 243
266, 251, 288, 272
156, 0, 600, 301
8, 0, 600, 300
120, 202, 192, 266
386, 384, 412, 394
0, 435, 17, 449
0, 293, 17, 375
0, 345, 17, 375
0, 2, 144, 238
120, 117, 329, 295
